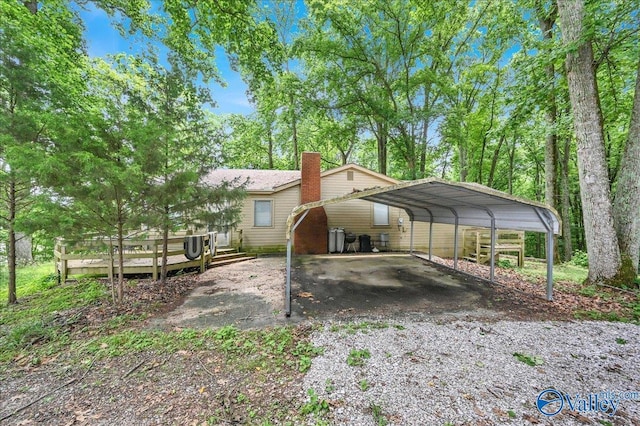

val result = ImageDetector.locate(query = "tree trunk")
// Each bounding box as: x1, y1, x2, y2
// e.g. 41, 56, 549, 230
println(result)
487, 134, 504, 188
7, 179, 17, 304
375, 121, 388, 175
537, 4, 560, 264
289, 93, 299, 170
267, 124, 274, 169
613, 58, 640, 274
23, 1, 37, 14
116, 221, 125, 303
557, 0, 622, 283
459, 142, 468, 182
560, 135, 573, 262
161, 220, 169, 284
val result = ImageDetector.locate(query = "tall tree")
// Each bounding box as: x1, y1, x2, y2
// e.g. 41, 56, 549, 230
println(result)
126, 54, 246, 284
613, 58, 640, 273
0, 0, 83, 303
556, 0, 634, 284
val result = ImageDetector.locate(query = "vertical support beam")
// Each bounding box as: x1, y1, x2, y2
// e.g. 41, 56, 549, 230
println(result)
285, 238, 292, 316
200, 236, 206, 273
490, 219, 496, 282
546, 229, 554, 301
152, 241, 158, 281
428, 220, 433, 261
285, 209, 309, 318
60, 243, 67, 283
409, 220, 415, 254
534, 207, 556, 302
453, 216, 459, 270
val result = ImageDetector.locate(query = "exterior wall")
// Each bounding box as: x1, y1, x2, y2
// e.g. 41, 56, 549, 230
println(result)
229, 165, 464, 257
230, 186, 300, 252
320, 168, 461, 256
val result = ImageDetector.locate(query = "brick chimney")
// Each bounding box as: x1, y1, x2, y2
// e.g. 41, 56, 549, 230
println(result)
294, 152, 328, 254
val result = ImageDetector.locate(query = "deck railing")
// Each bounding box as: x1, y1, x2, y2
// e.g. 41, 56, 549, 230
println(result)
54, 233, 217, 282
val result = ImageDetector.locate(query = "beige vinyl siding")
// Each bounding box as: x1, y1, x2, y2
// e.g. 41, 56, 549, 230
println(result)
321, 168, 460, 256
231, 186, 300, 251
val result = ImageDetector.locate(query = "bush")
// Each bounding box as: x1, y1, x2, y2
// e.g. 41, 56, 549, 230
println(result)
570, 250, 589, 268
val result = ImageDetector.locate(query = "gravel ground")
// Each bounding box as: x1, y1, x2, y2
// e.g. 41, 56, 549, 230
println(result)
301, 319, 640, 425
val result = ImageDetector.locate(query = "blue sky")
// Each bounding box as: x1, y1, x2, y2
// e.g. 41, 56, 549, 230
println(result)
78, 5, 254, 115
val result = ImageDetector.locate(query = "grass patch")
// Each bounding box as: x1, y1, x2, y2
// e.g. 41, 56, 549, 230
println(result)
347, 348, 371, 367
519, 261, 588, 284
0, 263, 110, 363
513, 352, 543, 366
0, 262, 58, 299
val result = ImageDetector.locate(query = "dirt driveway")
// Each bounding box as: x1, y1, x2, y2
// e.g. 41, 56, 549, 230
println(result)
157, 253, 542, 330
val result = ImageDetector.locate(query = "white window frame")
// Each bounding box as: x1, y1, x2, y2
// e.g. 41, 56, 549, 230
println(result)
372, 202, 390, 226
254, 199, 273, 227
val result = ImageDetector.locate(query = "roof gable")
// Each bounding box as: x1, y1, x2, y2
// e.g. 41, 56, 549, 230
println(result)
321, 163, 399, 185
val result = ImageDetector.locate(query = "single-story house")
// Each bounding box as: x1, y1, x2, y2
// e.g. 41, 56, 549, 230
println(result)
204, 152, 460, 256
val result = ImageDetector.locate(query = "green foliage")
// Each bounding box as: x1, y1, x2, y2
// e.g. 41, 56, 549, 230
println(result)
293, 340, 324, 373
570, 250, 589, 268
370, 402, 388, 426
615, 337, 627, 345
497, 259, 513, 269
0, 266, 108, 361
300, 389, 330, 416
347, 348, 371, 367
512, 352, 543, 367
519, 261, 588, 284
359, 379, 370, 391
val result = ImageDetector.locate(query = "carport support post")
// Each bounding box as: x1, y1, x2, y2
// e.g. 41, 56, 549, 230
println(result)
546, 229, 554, 301
453, 217, 459, 270
285, 238, 293, 316
490, 219, 496, 282
285, 209, 310, 317
409, 220, 414, 254
428, 220, 433, 261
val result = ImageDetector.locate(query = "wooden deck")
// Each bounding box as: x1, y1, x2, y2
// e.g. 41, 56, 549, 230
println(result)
55, 234, 218, 281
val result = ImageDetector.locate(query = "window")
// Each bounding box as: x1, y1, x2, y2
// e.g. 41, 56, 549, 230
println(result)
373, 202, 389, 226
254, 200, 273, 227
347, 170, 354, 181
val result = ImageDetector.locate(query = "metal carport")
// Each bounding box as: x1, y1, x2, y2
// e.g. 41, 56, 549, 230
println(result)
284, 177, 561, 317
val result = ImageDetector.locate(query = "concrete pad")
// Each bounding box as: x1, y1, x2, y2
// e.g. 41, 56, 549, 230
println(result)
157, 254, 504, 330
289, 254, 496, 322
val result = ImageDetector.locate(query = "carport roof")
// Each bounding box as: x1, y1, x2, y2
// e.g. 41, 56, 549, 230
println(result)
286, 177, 560, 237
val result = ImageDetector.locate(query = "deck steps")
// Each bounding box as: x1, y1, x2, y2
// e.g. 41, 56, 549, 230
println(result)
208, 248, 255, 268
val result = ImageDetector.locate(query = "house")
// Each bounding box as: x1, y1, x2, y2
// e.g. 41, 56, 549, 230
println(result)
204, 152, 460, 256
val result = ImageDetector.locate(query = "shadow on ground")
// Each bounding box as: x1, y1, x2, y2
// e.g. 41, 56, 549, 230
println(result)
154, 254, 526, 330
289, 254, 500, 323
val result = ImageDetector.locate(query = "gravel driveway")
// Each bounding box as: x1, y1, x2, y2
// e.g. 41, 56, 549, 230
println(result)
301, 319, 640, 425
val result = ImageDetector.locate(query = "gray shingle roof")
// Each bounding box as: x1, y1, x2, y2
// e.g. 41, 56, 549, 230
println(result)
203, 169, 300, 191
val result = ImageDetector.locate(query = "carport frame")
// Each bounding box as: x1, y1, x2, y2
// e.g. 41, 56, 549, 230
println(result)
284, 178, 561, 317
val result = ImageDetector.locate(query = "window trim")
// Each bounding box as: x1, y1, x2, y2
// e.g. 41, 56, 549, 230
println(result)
372, 202, 390, 227
254, 199, 274, 228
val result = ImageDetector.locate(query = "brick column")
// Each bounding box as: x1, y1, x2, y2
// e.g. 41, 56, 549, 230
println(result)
294, 152, 328, 254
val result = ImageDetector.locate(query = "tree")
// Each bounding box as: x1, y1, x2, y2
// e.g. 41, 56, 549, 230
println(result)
556, 0, 636, 284
0, 0, 83, 303
126, 54, 246, 284
613, 58, 640, 274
